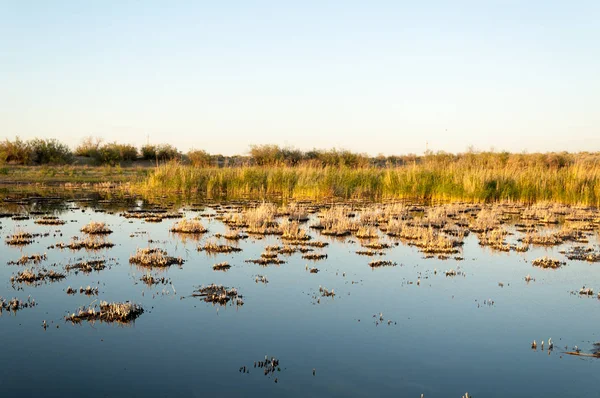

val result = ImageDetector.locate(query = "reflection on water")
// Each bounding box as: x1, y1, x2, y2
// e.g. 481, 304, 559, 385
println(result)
0, 196, 599, 397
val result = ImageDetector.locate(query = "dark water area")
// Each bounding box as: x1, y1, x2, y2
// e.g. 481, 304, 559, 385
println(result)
0, 196, 599, 397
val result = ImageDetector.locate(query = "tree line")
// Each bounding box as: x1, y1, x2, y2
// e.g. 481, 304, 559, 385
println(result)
0, 136, 596, 169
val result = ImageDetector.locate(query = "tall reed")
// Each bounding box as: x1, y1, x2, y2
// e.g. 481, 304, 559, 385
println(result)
141, 160, 600, 205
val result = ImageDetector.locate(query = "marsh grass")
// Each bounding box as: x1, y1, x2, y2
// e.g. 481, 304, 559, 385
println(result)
81, 221, 113, 235
170, 219, 208, 234
7, 253, 47, 266
141, 158, 600, 206
532, 257, 565, 269
129, 248, 184, 267
192, 284, 243, 306
66, 301, 144, 324
0, 296, 37, 313
11, 268, 65, 284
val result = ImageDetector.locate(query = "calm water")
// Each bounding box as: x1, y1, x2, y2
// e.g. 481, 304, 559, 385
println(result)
0, 198, 599, 397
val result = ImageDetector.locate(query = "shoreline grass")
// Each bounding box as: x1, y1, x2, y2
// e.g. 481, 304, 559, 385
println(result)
141, 161, 600, 205
2, 153, 600, 205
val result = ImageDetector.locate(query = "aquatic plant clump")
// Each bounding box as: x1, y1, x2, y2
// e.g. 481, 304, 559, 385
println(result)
170, 219, 208, 234
65, 259, 107, 273
129, 247, 184, 268
81, 221, 113, 235
192, 284, 243, 306
197, 241, 242, 254
55, 237, 115, 250
302, 253, 328, 261
369, 260, 397, 268
5, 232, 35, 246
212, 262, 231, 271
11, 268, 66, 284
245, 258, 286, 266
7, 253, 47, 266
66, 301, 144, 324
34, 216, 66, 226
0, 296, 37, 313
140, 273, 171, 286
532, 257, 565, 269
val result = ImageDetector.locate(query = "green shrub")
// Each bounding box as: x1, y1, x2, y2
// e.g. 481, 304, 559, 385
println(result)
29, 138, 74, 165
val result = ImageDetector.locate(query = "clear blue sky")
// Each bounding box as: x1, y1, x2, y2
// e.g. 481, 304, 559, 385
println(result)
1, 1, 598, 155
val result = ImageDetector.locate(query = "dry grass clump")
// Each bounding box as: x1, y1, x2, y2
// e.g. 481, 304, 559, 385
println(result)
579, 286, 594, 296
362, 242, 392, 250
286, 240, 329, 247
56, 237, 115, 250
34, 216, 66, 226
355, 226, 379, 239
11, 268, 65, 284
243, 203, 280, 234
170, 219, 208, 234
356, 249, 385, 256
0, 296, 37, 313
254, 275, 269, 283
532, 257, 565, 269
521, 232, 563, 246
302, 253, 327, 261
245, 258, 286, 266
197, 241, 242, 254
7, 253, 47, 266
192, 284, 243, 306
409, 231, 462, 254
278, 202, 310, 222
214, 231, 248, 240
369, 260, 397, 268
314, 206, 354, 236
129, 247, 184, 267
66, 286, 99, 296
81, 221, 113, 235
65, 259, 106, 273
469, 207, 501, 233
140, 273, 170, 286
213, 262, 231, 271
561, 246, 600, 262
478, 229, 511, 252
66, 301, 144, 324
319, 285, 335, 297
261, 252, 279, 259
5, 231, 35, 246
280, 221, 310, 241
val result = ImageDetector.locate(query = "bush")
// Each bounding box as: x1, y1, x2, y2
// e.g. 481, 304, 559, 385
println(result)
93, 143, 138, 166
0, 137, 31, 165
29, 138, 74, 165
75, 136, 103, 158
188, 149, 213, 167
142, 144, 180, 162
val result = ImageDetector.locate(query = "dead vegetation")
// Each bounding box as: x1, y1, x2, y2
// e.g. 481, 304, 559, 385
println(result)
0, 296, 37, 313
213, 262, 231, 271
369, 260, 397, 268
55, 237, 115, 250
532, 257, 565, 269
197, 241, 242, 254
7, 253, 47, 266
66, 301, 144, 324
34, 216, 66, 226
191, 284, 243, 306
81, 221, 113, 235
129, 248, 184, 268
65, 259, 106, 273
170, 219, 208, 234
11, 268, 66, 284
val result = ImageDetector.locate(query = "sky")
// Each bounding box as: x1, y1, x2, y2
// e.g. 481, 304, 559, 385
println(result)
1, 1, 599, 156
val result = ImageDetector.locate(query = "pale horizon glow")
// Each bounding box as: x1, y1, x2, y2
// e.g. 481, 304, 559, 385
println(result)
1, 1, 599, 156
